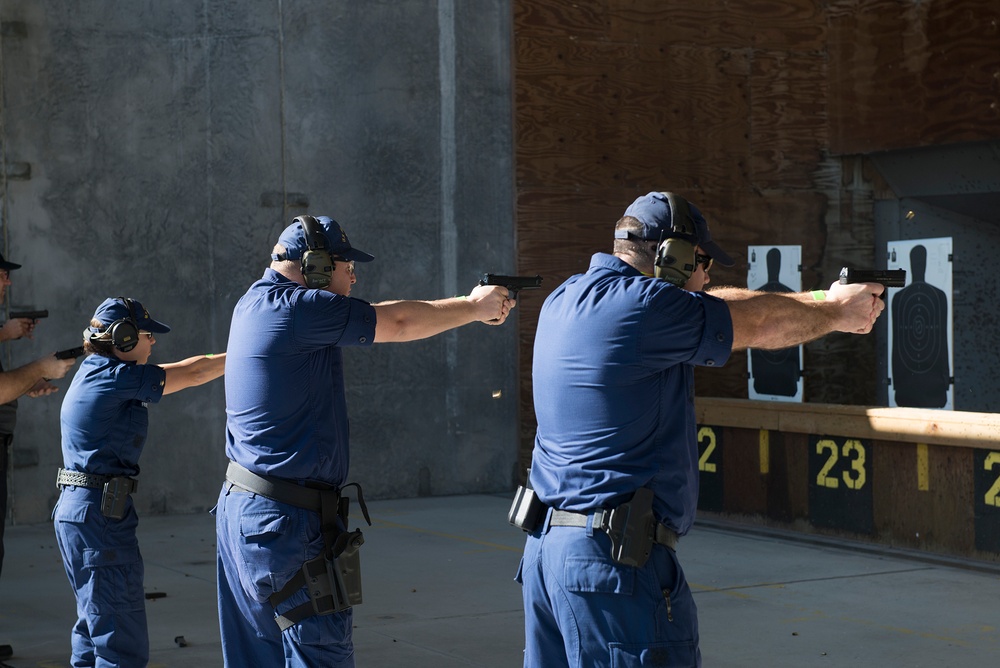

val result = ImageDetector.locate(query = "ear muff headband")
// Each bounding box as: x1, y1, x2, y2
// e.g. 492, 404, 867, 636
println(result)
654, 193, 698, 287
296, 215, 334, 290
108, 297, 141, 352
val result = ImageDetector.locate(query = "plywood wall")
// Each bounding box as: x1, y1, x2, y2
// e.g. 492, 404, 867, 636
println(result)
828, 0, 1000, 154
513, 0, 1000, 470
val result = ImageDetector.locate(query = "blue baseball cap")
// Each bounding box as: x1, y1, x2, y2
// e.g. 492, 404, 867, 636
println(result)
91, 297, 171, 333
617, 192, 734, 267
275, 216, 375, 263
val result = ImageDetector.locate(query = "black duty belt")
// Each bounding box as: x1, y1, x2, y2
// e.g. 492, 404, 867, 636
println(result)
225, 461, 336, 512
56, 468, 138, 494
549, 508, 679, 551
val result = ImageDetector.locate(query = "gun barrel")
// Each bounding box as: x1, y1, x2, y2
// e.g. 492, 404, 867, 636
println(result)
9, 309, 48, 320
55, 346, 85, 360
479, 274, 543, 292
838, 268, 906, 288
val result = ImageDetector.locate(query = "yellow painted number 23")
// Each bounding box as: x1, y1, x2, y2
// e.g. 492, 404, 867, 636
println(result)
816, 439, 867, 490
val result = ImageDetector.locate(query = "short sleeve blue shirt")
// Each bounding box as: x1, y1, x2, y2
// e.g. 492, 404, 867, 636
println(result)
529, 253, 733, 536
224, 269, 376, 486
59, 354, 167, 477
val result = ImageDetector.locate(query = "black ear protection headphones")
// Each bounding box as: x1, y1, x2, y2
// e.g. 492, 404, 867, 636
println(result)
296, 215, 335, 290
654, 193, 699, 287
84, 297, 141, 352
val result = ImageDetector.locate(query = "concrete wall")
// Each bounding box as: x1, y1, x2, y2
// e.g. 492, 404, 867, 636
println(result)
0, 0, 516, 523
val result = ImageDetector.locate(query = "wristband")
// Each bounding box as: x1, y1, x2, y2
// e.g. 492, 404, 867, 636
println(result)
811, 290, 826, 301
206, 353, 215, 358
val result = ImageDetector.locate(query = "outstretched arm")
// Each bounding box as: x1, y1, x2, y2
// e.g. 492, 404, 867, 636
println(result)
373, 284, 513, 343
0, 354, 76, 404
710, 281, 885, 351
161, 353, 226, 395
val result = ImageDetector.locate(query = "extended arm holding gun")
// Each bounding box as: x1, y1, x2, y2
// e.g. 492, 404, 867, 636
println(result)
839, 268, 906, 300
2, 309, 47, 341
479, 274, 543, 299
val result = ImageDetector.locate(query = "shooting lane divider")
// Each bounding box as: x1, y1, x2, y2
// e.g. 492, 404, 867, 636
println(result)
759, 429, 770, 475
917, 443, 930, 492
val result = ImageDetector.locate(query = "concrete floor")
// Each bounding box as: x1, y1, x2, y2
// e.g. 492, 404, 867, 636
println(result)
0, 494, 998, 667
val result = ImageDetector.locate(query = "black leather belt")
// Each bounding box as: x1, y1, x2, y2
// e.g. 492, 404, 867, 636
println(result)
549, 508, 679, 551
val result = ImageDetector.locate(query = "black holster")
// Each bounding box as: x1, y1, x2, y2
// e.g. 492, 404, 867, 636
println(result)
599, 487, 657, 567
224, 462, 371, 631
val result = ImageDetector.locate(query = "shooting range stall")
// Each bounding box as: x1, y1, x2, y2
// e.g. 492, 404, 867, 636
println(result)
696, 398, 1000, 561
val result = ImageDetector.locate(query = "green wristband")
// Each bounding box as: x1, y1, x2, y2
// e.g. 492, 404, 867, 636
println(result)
811, 290, 826, 301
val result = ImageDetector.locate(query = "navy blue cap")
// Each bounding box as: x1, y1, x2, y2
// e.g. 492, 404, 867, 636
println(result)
275, 216, 375, 263
91, 298, 170, 334
616, 192, 734, 267
0, 252, 21, 271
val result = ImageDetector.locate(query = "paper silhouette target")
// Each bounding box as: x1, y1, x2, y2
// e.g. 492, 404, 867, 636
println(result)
747, 246, 803, 402
887, 238, 953, 410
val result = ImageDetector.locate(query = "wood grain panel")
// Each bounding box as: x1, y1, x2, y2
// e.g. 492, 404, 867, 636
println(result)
779, 431, 811, 520
761, 429, 799, 521
872, 441, 975, 553
513, 0, 608, 39
723, 427, 768, 515
607, 0, 827, 50
829, 0, 1000, 153
516, 36, 751, 189
750, 50, 828, 188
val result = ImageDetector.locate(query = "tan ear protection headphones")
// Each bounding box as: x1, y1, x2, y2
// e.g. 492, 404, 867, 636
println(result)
84, 297, 141, 352
296, 215, 335, 290
654, 193, 699, 287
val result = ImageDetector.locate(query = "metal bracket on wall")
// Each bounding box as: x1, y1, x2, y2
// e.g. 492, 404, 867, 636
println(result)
4, 163, 30, 180
1, 22, 28, 38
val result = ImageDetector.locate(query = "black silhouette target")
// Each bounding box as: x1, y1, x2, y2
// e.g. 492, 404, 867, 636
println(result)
747, 246, 802, 400
889, 241, 952, 409
894, 289, 947, 374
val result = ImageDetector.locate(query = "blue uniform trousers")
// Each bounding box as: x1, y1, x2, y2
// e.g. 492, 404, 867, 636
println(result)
53, 487, 148, 668
214, 484, 355, 668
517, 516, 700, 668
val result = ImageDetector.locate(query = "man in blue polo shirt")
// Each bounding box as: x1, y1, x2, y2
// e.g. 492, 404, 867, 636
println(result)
518, 192, 885, 667
216, 215, 512, 667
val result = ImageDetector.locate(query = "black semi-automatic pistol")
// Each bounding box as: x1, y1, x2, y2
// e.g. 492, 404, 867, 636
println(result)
838, 268, 906, 288
479, 274, 543, 299
839, 268, 906, 299
9, 309, 48, 320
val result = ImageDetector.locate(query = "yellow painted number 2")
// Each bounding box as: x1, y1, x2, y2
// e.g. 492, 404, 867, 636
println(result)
985, 452, 1000, 508
815, 439, 867, 490
698, 427, 717, 473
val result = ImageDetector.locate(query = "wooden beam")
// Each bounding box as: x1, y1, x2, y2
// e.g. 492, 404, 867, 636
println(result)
695, 397, 1000, 448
